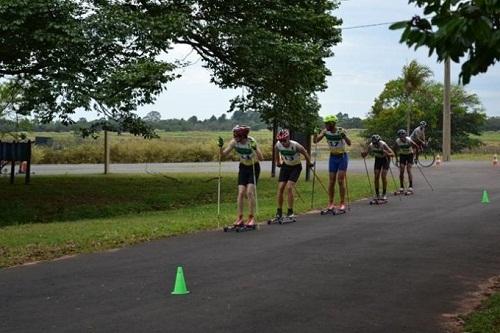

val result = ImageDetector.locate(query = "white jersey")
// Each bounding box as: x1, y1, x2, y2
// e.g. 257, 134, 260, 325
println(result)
395, 137, 414, 155
368, 140, 390, 158
232, 136, 258, 166
324, 127, 347, 155
411, 126, 425, 142
276, 140, 302, 166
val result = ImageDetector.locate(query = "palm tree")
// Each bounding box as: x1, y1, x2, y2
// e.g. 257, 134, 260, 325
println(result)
402, 60, 433, 132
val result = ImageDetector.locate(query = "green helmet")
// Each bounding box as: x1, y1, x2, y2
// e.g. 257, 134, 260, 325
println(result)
323, 115, 338, 123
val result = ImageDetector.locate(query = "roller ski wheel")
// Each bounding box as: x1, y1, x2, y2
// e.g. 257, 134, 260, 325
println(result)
267, 217, 283, 225
223, 223, 256, 232
405, 189, 414, 196
320, 208, 346, 215
280, 215, 297, 224
369, 198, 388, 205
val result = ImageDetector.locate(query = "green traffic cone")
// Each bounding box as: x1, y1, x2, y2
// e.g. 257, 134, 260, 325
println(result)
481, 190, 490, 204
171, 266, 190, 295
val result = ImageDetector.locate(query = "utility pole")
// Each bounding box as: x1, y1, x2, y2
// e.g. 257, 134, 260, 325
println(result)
442, 58, 451, 161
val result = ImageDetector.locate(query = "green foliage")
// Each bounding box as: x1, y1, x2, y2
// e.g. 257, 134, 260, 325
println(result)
390, 1, 500, 84
364, 66, 486, 152
0, 1, 342, 136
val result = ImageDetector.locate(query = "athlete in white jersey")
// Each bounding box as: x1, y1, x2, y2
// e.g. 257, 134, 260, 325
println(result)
220, 125, 264, 227
394, 129, 418, 193
411, 121, 427, 162
273, 129, 313, 220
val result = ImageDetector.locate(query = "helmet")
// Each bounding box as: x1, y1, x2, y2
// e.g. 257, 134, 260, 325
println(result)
371, 134, 381, 144
420, 121, 427, 127
323, 115, 338, 123
277, 129, 290, 142
232, 125, 250, 139
397, 129, 406, 136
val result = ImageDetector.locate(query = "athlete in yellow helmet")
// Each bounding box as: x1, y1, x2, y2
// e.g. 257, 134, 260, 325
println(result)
313, 115, 351, 213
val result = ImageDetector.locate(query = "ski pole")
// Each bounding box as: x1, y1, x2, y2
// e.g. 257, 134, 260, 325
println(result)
313, 170, 329, 195
344, 171, 351, 211
387, 157, 401, 201
293, 183, 306, 205
363, 157, 374, 198
251, 157, 259, 217
311, 143, 318, 209
415, 162, 434, 191
217, 150, 222, 229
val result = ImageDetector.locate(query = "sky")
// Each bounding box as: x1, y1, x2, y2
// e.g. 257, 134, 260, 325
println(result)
84, 1, 500, 121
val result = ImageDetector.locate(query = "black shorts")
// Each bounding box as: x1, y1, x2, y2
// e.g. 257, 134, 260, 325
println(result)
374, 157, 390, 170
238, 163, 260, 186
399, 154, 414, 166
278, 164, 302, 183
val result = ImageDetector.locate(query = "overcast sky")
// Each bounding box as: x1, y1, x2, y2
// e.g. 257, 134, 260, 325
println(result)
86, 1, 500, 121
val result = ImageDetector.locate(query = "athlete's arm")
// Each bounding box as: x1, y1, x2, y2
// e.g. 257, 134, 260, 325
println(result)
220, 139, 235, 158
296, 143, 313, 166
274, 144, 282, 167
255, 145, 264, 161
383, 143, 395, 157
313, 129, 326, 143
341, 129, 351, 146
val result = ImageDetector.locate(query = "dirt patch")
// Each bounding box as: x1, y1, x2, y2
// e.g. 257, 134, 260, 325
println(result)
441, 275, 500, 333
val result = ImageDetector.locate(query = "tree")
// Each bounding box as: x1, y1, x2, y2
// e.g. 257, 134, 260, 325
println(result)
1, 1, 341, 136
390, 1, 500, 84
402, 60, 433, 132
364, 75, 486, 152
143, 111, 162, 123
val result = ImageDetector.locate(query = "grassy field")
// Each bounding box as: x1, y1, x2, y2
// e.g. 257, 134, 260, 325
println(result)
462, 293, 500, 333
27, 129, 366, 164
0, 172, 373, 267
22, 130, 500, 164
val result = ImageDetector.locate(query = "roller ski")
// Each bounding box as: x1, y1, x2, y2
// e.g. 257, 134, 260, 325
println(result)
393, 188, 414, 196
369, 196, 388, 205
268, 210, 297, 225
320, 204, 346, 215
223, 217, 257, 232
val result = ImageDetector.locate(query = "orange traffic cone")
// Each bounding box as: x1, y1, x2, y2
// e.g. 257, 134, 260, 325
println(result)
493, 154, 498, 166
435, 154, 441, 167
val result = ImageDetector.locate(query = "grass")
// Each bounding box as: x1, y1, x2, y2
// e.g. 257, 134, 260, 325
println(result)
462, 293, 500, 333
0, 172, 373, 267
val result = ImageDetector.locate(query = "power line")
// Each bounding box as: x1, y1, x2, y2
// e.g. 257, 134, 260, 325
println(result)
342, 21, 401, 30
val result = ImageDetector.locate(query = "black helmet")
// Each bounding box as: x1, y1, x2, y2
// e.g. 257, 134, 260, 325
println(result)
371, 134, 381, 144
420, 121, 427, 127
397, 129, 406, 136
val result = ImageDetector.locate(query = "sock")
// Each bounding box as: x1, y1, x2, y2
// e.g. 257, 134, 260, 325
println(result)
409, 180, 413, 187
383, 189, 386, 195
375, 189, 380, 197
276, 208, 282, 217
400, 180, 404, 188
287, 208, 293, 216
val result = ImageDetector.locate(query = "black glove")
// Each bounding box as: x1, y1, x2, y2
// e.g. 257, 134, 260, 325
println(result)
217, 136, 224, 148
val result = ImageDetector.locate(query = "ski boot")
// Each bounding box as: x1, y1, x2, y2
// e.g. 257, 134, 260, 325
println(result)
267, 213, 283, 225
405, 187, 414, 195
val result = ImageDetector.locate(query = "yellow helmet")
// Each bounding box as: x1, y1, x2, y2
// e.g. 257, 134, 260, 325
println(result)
323, 115, 338, 123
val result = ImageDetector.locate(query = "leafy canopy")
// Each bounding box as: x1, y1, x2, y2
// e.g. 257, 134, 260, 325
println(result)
364, 63, 486, 152
0, 1, 342, 136
390, 0, 500, 84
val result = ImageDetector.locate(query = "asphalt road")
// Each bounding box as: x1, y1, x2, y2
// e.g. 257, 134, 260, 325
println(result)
1, 162, 499, 332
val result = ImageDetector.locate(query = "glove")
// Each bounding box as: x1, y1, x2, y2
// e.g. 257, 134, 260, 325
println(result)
313, 127, 321, 135
217, 136, 224, 148
308, 162, 315, 169
340, 131, 347, 139
276, 161, 282, 168
361, 151, 368, 158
